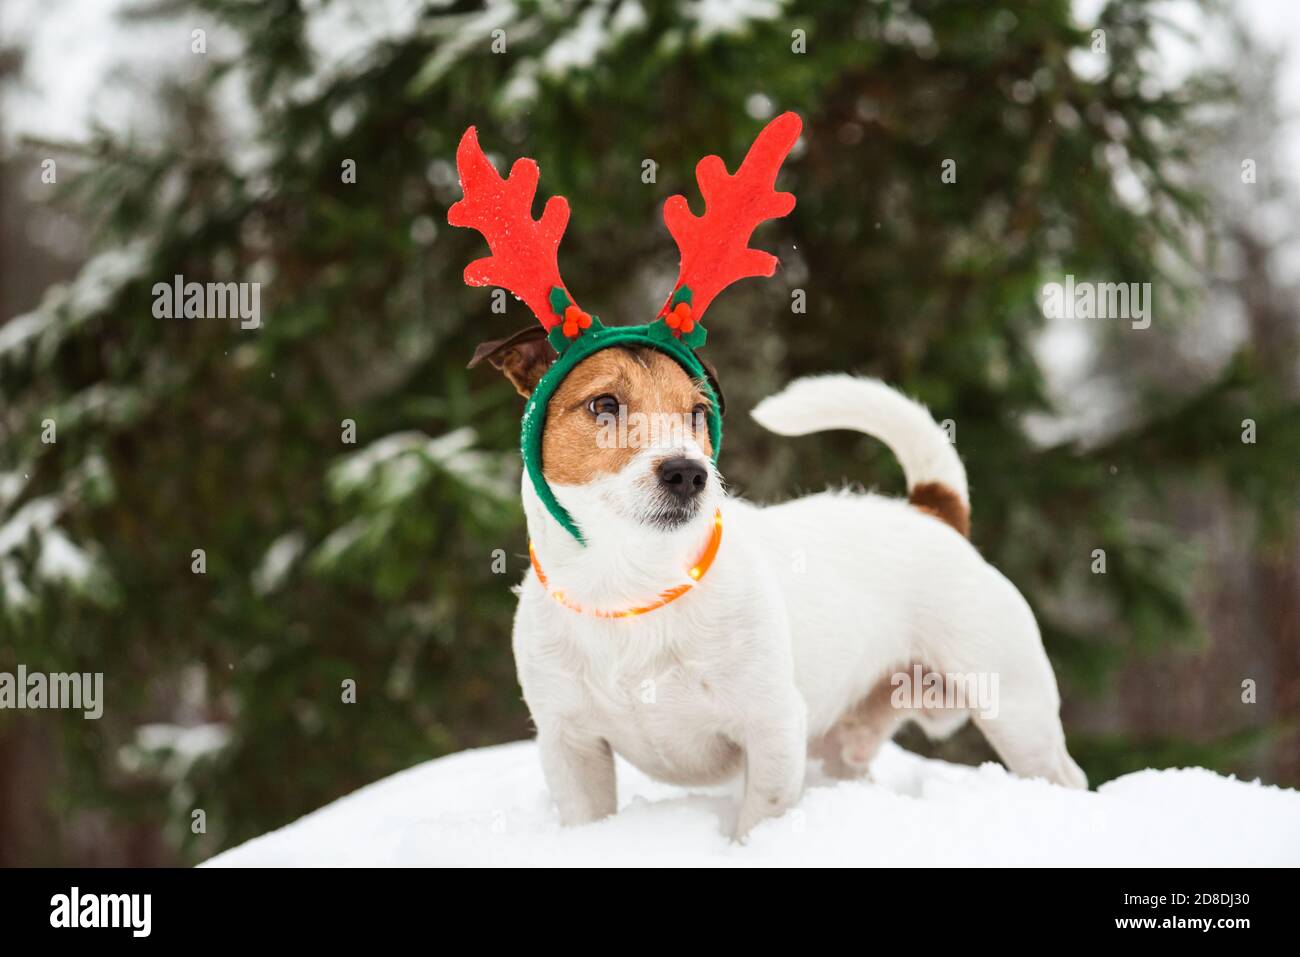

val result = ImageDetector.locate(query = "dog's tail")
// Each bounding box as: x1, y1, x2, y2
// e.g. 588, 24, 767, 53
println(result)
750, 375, 970, 537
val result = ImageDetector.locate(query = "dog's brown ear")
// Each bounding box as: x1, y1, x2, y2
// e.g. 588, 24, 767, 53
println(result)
697, 354, 726, 416
468, 325, 558, 398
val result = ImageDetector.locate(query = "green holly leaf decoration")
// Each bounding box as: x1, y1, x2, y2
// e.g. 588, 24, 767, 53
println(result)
647, 318, 675, 342
547, 324, 572, 354
681, 324, 707, 348
647, 316, 707, 348
549, 286, 572, 317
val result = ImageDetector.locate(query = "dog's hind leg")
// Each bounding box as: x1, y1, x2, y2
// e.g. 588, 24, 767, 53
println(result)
811, 677, 905, 779
975, 704, 1087, 790
942, 582, 1088, 790
812, 668, 975, 779
966, 647, 1087, 790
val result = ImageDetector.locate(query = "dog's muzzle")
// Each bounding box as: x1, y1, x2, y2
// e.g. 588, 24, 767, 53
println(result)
648, 457, 709, 530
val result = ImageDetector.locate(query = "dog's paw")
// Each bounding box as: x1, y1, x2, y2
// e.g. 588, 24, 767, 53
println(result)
1055, 752, 1089, 790
731, 808, 764, 844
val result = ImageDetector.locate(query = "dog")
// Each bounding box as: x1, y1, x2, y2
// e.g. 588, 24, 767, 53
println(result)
451, 114, 1085, 840
474, 339, 1087, 839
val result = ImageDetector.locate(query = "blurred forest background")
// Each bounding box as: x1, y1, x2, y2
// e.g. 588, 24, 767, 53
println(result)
1, 0, 1297, 866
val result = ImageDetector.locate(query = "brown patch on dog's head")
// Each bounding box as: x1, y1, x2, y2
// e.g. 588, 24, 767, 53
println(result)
909, 481, 970, 538
468, 325, 557, 398
541, 346, 715, 486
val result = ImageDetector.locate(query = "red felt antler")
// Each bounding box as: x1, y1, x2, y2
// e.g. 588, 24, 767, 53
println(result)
448, 127, 576, 331
660, 112, 801, 325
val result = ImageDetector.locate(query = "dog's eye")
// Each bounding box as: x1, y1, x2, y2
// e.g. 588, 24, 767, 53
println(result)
587, 394, 620, 417
691, 403, 709, 422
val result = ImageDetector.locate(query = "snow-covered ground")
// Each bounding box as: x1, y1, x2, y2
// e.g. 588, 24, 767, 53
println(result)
204, 741, 1300, 867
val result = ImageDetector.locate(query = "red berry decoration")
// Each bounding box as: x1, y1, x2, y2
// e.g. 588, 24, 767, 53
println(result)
562, 304, 591, 338
666, 301, 695, 335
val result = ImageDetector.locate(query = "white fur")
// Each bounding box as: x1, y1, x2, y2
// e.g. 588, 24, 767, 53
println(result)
513, 375, 1086, 840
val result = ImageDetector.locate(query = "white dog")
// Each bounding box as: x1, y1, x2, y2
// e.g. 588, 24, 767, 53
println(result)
489, 343, 1087, 840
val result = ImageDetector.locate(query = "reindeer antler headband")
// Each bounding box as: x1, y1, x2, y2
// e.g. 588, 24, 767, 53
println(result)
450, 112, 801, 542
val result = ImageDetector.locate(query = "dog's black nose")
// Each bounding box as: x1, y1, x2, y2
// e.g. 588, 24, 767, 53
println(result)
657, 457, 708, 500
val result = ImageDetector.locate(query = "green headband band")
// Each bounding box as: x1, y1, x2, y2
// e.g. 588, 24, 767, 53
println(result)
522, 296, 723, 544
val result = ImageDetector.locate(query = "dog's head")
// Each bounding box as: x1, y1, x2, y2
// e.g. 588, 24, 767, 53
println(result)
450, 112, 799, 545
471, 330, 724, 536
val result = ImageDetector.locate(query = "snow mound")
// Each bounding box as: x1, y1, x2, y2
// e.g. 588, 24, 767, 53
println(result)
204, 741, 1300, 867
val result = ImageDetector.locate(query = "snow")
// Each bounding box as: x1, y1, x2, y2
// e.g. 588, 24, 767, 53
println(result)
328, 427, 515, 501
121, 723, 232, 781
34, 527, 94, 585
539, 0, 648, 78
541, 5, 616, 77
0, 558, 33, 610
684, 0, 786, 42
1, 242, 152, 362
409, 1, 521, 93
204, 740, 1300, 867
251, 531, 307, 595
2, 0, 188, 144
0, 312, 50, 358
0, 496, 61, 554
291, 0, 428, 105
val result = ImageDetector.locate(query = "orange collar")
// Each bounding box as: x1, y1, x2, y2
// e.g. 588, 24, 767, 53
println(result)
529, 509, 723, 619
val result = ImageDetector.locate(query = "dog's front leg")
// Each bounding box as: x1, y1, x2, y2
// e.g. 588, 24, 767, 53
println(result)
537, 722, 617, 827
734, 695, 807, 841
